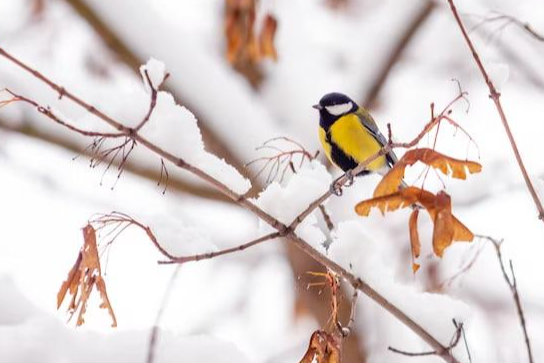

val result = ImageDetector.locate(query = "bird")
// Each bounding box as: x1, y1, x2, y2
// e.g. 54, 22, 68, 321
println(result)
313, 92, 399, 182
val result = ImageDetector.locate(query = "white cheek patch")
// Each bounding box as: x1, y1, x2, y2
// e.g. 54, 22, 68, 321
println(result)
325, 102, 353, 116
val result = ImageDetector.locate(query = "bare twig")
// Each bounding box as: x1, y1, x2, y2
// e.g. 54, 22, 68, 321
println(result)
484, 236, 534, 363
62, 0, 251, 181
90, 212, 282, 264
388, 319, 463, 357
362, 0, 437, 108
135, 70, 161, 131
3, 89, 122, 138
440, 237, 485, 289
319, 205, 335, 232
340, 290, 358, 338
158, 232, 282, 265
289, 89, 470, 233
0, 47, 464, 363
447, 0, 544, 223
471, 12, 544, 42
247, 136, 318, 184
147, 266, 180, 363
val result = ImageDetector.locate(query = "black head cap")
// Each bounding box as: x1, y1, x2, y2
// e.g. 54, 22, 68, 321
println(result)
313, 93, 358, 128
319, 93, 356, 107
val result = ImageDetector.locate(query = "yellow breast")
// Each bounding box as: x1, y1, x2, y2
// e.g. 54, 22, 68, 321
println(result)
328, 114, 386, 171
319, 127, 334, 165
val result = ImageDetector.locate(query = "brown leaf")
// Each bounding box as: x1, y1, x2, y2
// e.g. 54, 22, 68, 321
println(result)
258, 15, 278, 60
374, 148, 482, 198
224, 0, 278, 69
57, 252, 82, 309
355, 187, 420, 216
96, 276, 117, 327
432, 191, 454, 257
408, 209, 421, 272
57, 224, 117, 327
355, 187, 474, 262
299, 330, 341, 363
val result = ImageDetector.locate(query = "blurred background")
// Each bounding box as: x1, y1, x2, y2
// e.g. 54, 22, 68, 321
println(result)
1, 0, 544, 362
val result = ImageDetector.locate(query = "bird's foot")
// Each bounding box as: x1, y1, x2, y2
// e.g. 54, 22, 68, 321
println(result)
330, 170, 355, 197
345, 170, 355, 187
330, 180, 343, 196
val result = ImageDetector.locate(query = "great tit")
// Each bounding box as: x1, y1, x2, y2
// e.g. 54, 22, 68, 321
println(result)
313, 92, 399, 178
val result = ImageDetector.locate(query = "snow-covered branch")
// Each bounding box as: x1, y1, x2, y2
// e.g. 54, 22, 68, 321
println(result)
0, 46, 471, 363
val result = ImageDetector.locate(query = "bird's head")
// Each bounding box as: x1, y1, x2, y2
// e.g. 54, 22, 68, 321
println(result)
313, 92, 358, 118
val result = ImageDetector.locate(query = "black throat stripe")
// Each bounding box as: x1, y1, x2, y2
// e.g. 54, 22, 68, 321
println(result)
325, 131, 371, 176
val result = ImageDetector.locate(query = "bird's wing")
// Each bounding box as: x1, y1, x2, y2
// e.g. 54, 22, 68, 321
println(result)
355, 108, 399, 165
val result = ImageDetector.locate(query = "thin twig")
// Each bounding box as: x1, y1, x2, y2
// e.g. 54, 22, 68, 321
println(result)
90, 212, 283, 264
340, 290, 358, 338
158, 232, 282, 264
147, 266, 181, 363
447, 0, 544, 223
319, 205, 335, 232
362, 0, 437, 108
471, 12, 544, 42
486, 237, 534, 363
0, 47, 463, 363
388, 319, 463, 357
289, 90, 469, 233
247, 136, 317, 184
135, 70, 160, 131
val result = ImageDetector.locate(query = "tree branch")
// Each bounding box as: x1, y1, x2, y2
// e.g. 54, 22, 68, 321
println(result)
0, 47, 462, 363
478, 235, 534, 363
388, 319, 463, 357
447, 0, 544, 223
158, 232, 282, 265
362, 0, 437, 109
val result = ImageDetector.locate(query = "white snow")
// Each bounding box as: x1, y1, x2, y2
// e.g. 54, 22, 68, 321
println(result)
0, 277, 253, 363
140, 89, 252, 195
253, 160, 331, 248
2, 0, 544, 361
140, 58, 167, 90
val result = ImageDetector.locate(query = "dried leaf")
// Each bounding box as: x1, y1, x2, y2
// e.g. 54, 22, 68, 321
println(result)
224, 0, 278, 67
258, 15, 278, 60
355, 187, 474, 262
432, 191, 454, 257
57, 224, 117, 327
355, 188, 419, 216
299, 330, 341, 363
408, 209, 421, 272
374, 148, 482, 198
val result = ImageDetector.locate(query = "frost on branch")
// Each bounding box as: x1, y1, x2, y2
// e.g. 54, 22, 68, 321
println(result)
139, 59, 252, 195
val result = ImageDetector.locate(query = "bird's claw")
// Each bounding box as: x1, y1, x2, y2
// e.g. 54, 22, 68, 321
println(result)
330, 170, 355, 197
330, 181, 343, 196
345, 170, 355, 187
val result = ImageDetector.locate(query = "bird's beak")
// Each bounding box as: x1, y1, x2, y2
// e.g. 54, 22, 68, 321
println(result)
312, 104, 323, 110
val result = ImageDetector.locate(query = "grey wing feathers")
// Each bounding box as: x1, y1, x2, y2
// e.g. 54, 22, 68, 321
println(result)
355, 109, 399, 167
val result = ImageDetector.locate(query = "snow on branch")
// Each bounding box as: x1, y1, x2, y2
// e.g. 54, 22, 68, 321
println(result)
0, 46, 480, 363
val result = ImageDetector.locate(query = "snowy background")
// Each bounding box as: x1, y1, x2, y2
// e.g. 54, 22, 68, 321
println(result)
1, 0, 544, 362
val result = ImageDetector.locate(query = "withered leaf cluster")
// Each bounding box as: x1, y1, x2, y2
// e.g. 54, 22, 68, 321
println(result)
355, 148, 481, 271
225, 0, 278, 67
57, 224, 117, 327
298, 330, 341, 363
